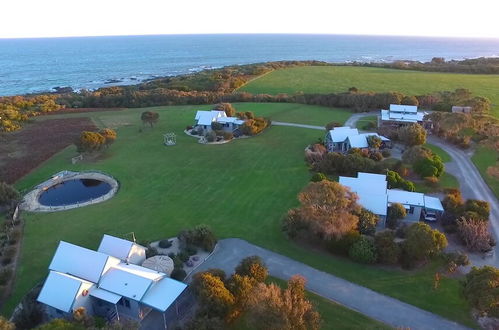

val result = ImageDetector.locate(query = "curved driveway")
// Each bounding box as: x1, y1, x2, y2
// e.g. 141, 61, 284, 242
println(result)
190, 238, 470, 330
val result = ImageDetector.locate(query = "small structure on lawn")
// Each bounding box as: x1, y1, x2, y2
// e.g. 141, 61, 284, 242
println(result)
193, 110, 245, 135
37, 234, 187, 327
451, 106, 472, 114
163, 132, 176, 146
325, 126, 391, 153
339, 172, 444, 227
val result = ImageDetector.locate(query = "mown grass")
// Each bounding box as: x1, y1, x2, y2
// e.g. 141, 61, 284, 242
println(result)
240, 66, 499, 117
472, 146, 499, 198
3, 104, 476, 327
355, 115, 377, 130
234, 277, 391, 330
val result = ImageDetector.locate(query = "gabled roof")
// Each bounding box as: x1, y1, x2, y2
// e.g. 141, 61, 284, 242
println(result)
49, 241, 119, 283
347, 134, 369, 148
424, 196, 444, 212
339, 174, 388, 216
389, 104, 418, 113
38, 271, 92, 312
195, 110, 228, 126
90, 287, 122, 304
99, 263, 164, 301
381, 109, 425, 123
388, 189, 425, 207
328, 127, 359, 143
141, 278, 187, 312
98, 234, 145, 262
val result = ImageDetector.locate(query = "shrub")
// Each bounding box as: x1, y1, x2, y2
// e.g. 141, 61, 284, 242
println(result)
381, 150, 391, 158
348, 235, 377, 264
211, 122, 223, 131
0, 182, 20, 206
178, 225, 217, 252
310, 172, 327, 182
141, 111, 159, 127
213, 103, 236, 117
3, 246, 17, 259
0, 268, 12, 285
402, 223, 448, 266
173, 256, 184, 268
158, 239, 172, 249
386, 203, 406, 229
186, 125, 193, 130
386, 170, 415, 191
75, 131, 105, 153
171, 267, 187, 281
185, 245, 197, 256
329, 231, 361, 256
191, 268, 227, 295
357, 208, 379, 236
464, 199, 490, 220
146, 246, 158, 258
463, 266, 499, 317
414, 155, 444, 178
205, 131, 217, 142
178, 251, 190, 262
99, 128, 117, 147
325, 121, 342, 130
443, 251, 470, 273
457, 217, 495, 252
424, 176, 439, 186
235, 256, 268, 282
398, 123, 426, 146
369, 151, 383, 161
374, 230, 401, 264
222, 131, 233, 140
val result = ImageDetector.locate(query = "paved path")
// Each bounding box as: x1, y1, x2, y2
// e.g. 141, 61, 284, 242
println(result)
272, 121, 324, 130
189, 238, 470, 330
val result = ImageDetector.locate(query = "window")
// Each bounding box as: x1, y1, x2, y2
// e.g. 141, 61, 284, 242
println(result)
124, 299, 130, 308
409, 206, 415, 215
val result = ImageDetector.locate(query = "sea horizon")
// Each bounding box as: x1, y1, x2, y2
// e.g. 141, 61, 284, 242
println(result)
1, 33, 498, 96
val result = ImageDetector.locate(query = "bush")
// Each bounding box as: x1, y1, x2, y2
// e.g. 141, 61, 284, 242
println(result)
178, 251, 190, 262
158, 239, 172, 249
387, 203, 406, 229
457, 217, 495, 252
329, 231, 361, 256
398, 123, 426, 146
178, 225, 217, 252
235, 256, 268, 282
206, 131, 217, 142
374, 230, 401, 264
369, 151, 383, 161
310, 172, 327, 182
463, 266, 499, 317
146, 246, 158, 258
381, 150, 391, 158
0, 182, 20, 206
171, 267, 187, 281
222, 131, 233, 140
185, 245, 197, 256
402, 223, 448, 266
357, 208, 379, 236
414, 155, 444, 178
348, 235, 377, 264
75, 131, 105, 153
173, 256, 184, 268
443, 251, 470, 273
0, 268, 12, 285
325, 121, 342, 130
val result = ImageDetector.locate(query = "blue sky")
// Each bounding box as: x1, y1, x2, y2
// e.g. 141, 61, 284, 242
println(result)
1, 0, 498, 39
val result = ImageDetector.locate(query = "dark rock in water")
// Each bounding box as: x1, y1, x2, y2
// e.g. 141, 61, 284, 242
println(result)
104, 79, 122, 84
52, 86, 74, 93
130, 77, 138, 81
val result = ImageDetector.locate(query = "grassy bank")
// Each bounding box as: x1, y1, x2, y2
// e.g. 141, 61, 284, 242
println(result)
240, 66, 499, 117
472, 146, 499, 198
3, 104, 476, 327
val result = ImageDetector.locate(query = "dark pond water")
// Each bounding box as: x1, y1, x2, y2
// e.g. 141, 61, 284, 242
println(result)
38, 179, 112, 206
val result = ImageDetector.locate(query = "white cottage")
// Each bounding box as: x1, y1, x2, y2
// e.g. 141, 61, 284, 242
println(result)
194, 110, 245, 133
37, 235, 187, 328
325, 127, 391, 153
379, 104, 426, 127
339, 172, 444, 227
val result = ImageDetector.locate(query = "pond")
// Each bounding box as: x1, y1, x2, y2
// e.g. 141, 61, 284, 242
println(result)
38, 178, 112, 206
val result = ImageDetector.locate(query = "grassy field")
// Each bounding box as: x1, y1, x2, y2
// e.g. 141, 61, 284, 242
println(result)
240, 66, 499, 117
235, 277, 391, 330
472, 146, 499, 198
3, 103, 476, 327
355, 115, 377, 130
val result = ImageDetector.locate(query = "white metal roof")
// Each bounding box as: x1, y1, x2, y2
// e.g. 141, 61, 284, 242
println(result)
141, 278, 187, 312
90, 287, 122, 304
98, 234, 145, 262
49, 241, 119, 283
99, 263, 164, 301
358, 172, 387, 182
389, 104, 418, 113
37, 271, 90, 312
339, 174, 388, 216
388, 189, 425, 207
424, 196, 444, 212
381, 109, 425, 123
347, 134, 369, 148
328, 127, 359, 143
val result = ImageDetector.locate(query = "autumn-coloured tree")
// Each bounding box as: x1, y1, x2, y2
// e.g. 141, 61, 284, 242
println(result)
457, 217, 495, 252
99, 128, 117, 147
197, 273, 235, 317
234, 256, 268, 283
140, 111, 159, 128
246, 275, 321, 330
226, 274, 258, 321
402, 223, 448, 264
398, 123, 426, 146
386, 203, 406, 229
367, 135, 382, 149
463, 266, 499, 317
0, 317, 15, 330
214, 103, 236, 117
75, 131, 105, 153
284, 181, 360, 240
357, 208, 379, 235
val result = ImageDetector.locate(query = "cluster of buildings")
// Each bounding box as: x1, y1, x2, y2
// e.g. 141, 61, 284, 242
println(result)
379, 104, 426, 127
339, 172, 444, 225
325, 127, 391, 153
37, 235, 187, 328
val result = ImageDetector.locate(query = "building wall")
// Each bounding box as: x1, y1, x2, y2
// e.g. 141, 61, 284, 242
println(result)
128, 245, 146, 265
117, 298, 141, 320
403, 206, 422, 222
72, 282, 95, 315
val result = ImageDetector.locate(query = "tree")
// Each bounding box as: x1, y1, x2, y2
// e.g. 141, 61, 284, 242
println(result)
463, 266, 499, 317
235, 256, 268, 282
310, 172, 327, 182
0, 182, 20, 206
226, 274, 257, 320
386, 170, 415, 192
246, 276, 321, 330
401, 95, 419, 106
457, 217, 495, 252
386, 203, 406, 229
191, 269, 227, 295
357, 208, 379, 235
348, 235, 377, 264
99, 128, 117, 147
325, 121, 342, 130
374, 230, 401, 264
140, 111, 159, 127
367, 135, 382, 149
37, 319, 84, 330
196, 273, 235, 317
398, 123, 426, 146
468, 96, 491, 113
401, 146, 432, 164
464, 199, 490, 220
214, 103, 236, 117
413, 155, 444, 178
75, 131, 105, 153
284, 181, 360, 240
0, 316, 15, 330
402, 223, 448, 264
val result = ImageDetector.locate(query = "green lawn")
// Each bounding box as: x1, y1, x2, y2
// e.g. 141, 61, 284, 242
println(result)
235, 277, 391, 330
240, 66, 499, 117
355, 115, 377, 130
413, 172, 459, 194
4, 104, 476, 327
424, 143, 452, 163
472, 146, 499, 198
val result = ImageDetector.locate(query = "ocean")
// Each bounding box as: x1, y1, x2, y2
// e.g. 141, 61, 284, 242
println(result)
0, 34, 498, 96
